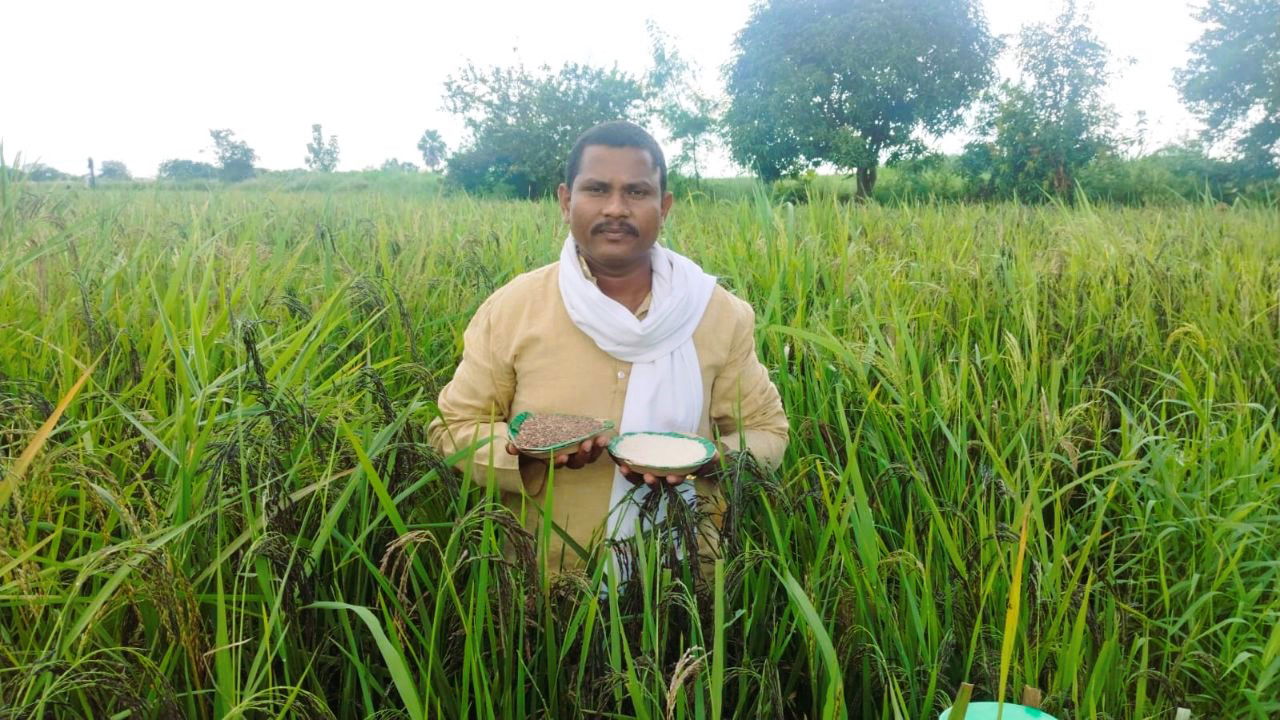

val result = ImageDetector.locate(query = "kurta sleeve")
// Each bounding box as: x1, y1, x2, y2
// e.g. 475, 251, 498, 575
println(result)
427, 293, 527, 494
709, 300, 789, 471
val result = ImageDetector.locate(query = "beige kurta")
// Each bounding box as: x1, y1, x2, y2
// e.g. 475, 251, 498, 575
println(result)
426, 257, 788, 569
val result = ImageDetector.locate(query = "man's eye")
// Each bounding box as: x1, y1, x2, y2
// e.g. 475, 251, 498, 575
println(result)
628, 189, 648, 198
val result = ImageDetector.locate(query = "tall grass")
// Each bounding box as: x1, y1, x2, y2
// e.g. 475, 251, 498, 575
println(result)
1, 177, 1277, 719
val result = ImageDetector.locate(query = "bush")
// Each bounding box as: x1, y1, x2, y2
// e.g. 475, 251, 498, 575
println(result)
25, 164, 74, 182
158, 159, 218, 182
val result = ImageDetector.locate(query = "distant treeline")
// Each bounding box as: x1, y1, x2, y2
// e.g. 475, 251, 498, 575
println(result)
10, 0, 1277, 205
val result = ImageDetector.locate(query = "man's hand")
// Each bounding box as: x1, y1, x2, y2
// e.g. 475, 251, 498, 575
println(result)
506, 434, 610, 470
616, 453, 720, 488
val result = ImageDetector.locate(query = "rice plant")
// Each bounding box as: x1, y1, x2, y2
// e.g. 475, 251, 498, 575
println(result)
1, 175, 1277, 719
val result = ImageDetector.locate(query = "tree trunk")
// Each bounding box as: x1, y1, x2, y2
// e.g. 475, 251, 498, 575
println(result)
86, 158, 96, 189
855, 164, 877, 200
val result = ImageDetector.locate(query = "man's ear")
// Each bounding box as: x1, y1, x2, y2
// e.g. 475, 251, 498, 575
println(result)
660, 190, 674, 222
557, 183, 571, 222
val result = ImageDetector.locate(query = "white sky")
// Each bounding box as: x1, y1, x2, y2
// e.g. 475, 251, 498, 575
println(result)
4, 0, 1204, 178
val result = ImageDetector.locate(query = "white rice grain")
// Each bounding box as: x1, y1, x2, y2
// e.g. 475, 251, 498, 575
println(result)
615, 434, 707, 467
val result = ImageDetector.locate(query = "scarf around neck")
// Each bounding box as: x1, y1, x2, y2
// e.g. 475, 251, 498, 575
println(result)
556, 234, 717, 539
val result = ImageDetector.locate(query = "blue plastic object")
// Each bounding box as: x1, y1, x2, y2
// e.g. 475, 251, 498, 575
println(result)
939, 702, 1057, 720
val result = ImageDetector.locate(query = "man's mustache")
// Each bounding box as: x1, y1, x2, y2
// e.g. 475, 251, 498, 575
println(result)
591, 221, 639, 236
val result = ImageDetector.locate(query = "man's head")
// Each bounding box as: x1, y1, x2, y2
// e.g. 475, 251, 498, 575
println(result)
558, 121, 672, 274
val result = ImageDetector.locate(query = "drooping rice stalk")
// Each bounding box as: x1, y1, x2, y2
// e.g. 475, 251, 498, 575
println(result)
0, 183, 1277, 718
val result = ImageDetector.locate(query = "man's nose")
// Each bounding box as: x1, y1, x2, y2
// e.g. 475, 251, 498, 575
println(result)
603, 191, 629, 217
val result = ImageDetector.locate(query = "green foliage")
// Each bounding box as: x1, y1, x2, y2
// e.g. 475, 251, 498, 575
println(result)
2, 188, 1278, 718
442, 62, 646, 197
157, 158, 218, 182
23, 163, 74, 182
380, 158, 419, 173
1177, 0, 1280, 178
237, 168, 444, 193
305, 123, 341, 173
645, 22, 720, 179
209, 128, 257, 183
97, 159, 131, 181
416, 129, 447, 172
961, 1, 1116, 200
1074, 142, 1259, 204
723, 0, 998, 195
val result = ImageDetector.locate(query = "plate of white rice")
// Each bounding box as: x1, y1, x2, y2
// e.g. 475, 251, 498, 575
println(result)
607, 432, 717, 476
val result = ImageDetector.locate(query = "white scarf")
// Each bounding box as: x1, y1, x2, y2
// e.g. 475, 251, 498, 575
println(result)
556, 234, 717, 540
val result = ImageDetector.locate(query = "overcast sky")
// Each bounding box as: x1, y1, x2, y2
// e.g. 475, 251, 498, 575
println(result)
6, 0, 1205, 178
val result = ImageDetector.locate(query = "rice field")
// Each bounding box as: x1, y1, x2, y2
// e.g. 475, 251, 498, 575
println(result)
1, 174, 1278, 719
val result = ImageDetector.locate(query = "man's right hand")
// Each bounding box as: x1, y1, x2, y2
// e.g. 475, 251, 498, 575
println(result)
506, 434, 610, 470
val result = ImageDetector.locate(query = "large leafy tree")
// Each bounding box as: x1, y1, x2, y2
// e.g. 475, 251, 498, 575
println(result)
1177, 0, 1280, 178
209, 129, 257, 183
723, 0, 998, 195
157, 159, 217, 181
98, 160, 131, 181
962, 1, 1116, 200
442, 63, 645, 198
305, 124, 340, 172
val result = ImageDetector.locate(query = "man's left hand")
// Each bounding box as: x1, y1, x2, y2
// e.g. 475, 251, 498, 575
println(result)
616, 453, 720, 487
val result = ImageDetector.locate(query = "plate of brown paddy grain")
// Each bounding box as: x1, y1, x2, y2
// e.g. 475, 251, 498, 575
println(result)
607, 432, 717, 477
508, 411, 614, 459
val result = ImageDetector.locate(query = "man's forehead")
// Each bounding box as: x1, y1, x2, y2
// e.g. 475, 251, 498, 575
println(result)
575, 145, 659, 183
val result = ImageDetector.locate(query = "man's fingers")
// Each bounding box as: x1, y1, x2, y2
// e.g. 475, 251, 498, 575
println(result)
643, 473, 658, 486
666, 474, 681, 485
506, 443, 519, 456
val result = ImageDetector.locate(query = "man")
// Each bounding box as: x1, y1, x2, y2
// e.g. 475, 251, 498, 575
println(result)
427, 120, 788, 571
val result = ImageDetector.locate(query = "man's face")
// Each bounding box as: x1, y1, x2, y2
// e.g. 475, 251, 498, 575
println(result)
558, 145, 673, 272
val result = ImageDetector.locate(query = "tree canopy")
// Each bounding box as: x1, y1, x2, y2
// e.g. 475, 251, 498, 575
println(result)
305, 124, 340, 172
98, 160, 131, 181
210, 129, 257, 183
416, 130, 447, 173
962, 1, 1117, 200
158, 159, 218, 181
25, 164, 73, 182
1178, 0, 1280, 178
722, 0, 998, 195
442, 62, 646, 197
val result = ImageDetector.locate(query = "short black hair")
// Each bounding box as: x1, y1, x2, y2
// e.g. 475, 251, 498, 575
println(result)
564, 120, 667, 193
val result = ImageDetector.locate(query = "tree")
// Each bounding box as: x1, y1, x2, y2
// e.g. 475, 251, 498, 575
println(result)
417, 130, 447, 172
98, 160, 131, 181
442, 62, 645, 197
157, 158, 218, 181
26, 163, 72, 181
961, 1, 1117, 199
645, 22, 720, 181
380, 158, 419, 173
1177, 0, 1280, 178
209, 129, 257, 183
723, 0, 998, 196
305, 123, 340, 172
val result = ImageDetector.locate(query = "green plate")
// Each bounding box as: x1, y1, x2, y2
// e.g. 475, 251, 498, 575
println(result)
607, 431, 717, 476
939, 703, 1056, 720
507, 411, 614, 459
